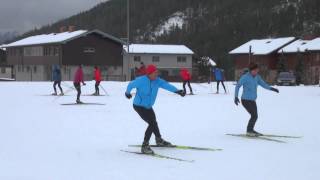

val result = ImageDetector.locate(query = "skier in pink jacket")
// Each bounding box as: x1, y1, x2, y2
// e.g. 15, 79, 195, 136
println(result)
73, 65, 86, 103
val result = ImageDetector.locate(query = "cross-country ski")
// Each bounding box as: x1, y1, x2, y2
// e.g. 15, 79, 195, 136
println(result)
120, 150, 194, 163
129, 145, 222, 151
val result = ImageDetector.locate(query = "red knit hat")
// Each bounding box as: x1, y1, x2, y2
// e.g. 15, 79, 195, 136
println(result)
146, 64, 157, 74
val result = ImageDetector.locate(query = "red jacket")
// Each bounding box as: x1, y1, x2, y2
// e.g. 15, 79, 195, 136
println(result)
94, 68, 102, 81
74, 67, 84, 83
180, 69, 191, 81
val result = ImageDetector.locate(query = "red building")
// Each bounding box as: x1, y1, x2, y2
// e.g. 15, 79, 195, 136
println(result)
229, 37, 296, 83
278, 38, 320, 85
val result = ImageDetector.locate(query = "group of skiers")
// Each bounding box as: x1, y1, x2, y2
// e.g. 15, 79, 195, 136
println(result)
51, 65, 102, 103
52, 61, 280, 154
125, 62, 279, 154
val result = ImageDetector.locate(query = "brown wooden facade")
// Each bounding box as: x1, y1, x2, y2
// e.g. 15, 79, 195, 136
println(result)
0, 49, 5, 64
233, 54, 278, 83
280, 51, 320, 84
6, 31, 123, 66
5, 30, 125, 81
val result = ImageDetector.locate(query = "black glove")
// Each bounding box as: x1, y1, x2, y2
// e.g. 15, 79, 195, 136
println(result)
125, 92, 132, 99
82, 82, 86, 86
175, 90, 186, 97
234, 97, 240, 106
270, 87, 279, 93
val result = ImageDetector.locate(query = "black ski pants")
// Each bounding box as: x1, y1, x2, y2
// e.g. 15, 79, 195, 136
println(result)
95, 81, 101, 94
217, 80, 226, 93
183, 80, 193, 94
133, 105, 162, 143
241, 99, 258, 132
74, 82, 81, 100
53, 81, 63, 93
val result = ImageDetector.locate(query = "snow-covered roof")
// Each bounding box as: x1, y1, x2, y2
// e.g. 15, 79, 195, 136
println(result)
229, 37, 296, 55
124, 44, 194, 55
3, 30, 125, 48
303, 38, 320, 52
278, 39, 309, 53
0, 44, 5, 50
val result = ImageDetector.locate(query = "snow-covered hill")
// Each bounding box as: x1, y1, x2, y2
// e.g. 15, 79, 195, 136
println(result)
0, 81, 319, 180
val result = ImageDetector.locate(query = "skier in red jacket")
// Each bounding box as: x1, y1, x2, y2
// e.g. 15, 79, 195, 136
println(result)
93, 66, 102, 95
137, 62, 146, 76
180, 68, 193, 95
74, 65, 86, 103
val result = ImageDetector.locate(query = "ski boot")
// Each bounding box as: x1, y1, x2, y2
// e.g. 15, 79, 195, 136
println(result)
141, 142, 154, 154
51, 92, 57, 96
246, 130, 263, 137
156, 137, 172, 147
59, 92, 64, 96
76, 99, 83, 104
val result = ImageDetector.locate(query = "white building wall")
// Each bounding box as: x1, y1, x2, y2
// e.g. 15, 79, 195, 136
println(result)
123, 53, 193, 81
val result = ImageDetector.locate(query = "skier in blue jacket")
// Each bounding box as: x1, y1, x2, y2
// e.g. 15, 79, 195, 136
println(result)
234, 63, 279, 137
52, 65, 64, 96
213, 67, 227, 93
125, 64, 185, 154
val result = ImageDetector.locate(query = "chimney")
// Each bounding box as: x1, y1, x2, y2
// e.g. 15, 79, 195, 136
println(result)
302, 35, 316, 40
60, 26, 66, 33
68, 26, 75, 32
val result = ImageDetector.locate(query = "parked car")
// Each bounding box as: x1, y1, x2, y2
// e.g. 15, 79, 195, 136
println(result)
277, 72, 296, 86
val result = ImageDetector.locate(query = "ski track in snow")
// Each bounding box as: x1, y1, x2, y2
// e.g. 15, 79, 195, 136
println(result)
0, 81, 319, 180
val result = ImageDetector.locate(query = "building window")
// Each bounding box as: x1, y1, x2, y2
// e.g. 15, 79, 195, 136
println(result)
134, 56, 141, 62
84, 47, 95, 53
152, 56, 160, 63
24, 46, 43, 56
26, 66, 30, 72
54, 47, 59, 56
33, 66, 37, 73
1, 67, 5, 74
177, 56, 187, 63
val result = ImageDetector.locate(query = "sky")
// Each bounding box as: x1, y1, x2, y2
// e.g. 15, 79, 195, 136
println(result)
0, 0, 107, 34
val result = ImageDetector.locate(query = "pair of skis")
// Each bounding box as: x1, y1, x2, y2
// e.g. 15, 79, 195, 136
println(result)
122, 144, 222, 163
61, 102, 105, 106
226, 133, 302, 143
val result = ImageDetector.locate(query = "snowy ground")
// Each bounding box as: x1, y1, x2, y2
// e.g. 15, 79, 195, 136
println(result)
0, 81, 319, 180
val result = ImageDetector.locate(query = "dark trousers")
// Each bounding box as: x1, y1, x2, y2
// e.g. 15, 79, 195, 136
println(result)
133, 105, 162, 143
95, 81, 101, 94
183, 80, 193, 94
241, 99, 258, 132
74, 82, 81, 100
53, 81, 63, 93
217, 80, 226, 93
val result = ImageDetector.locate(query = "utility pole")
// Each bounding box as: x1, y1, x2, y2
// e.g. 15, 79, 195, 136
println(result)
126, 0, 130, 81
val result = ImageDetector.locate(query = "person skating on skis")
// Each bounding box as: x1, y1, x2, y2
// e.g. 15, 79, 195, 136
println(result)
234, 63, 279, 137
125, 64, 186, 154
93, 66, 102, 96
180, 68, 194, 95
52, 65, 64, 96
213, 66, 227, 94
74, 65, 86, 103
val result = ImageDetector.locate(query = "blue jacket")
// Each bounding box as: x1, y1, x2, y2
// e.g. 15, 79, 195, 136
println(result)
214, 68, 223, 81
126, 76, 178, 109
52, 65, 62, 81
235, 72, 271, 101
